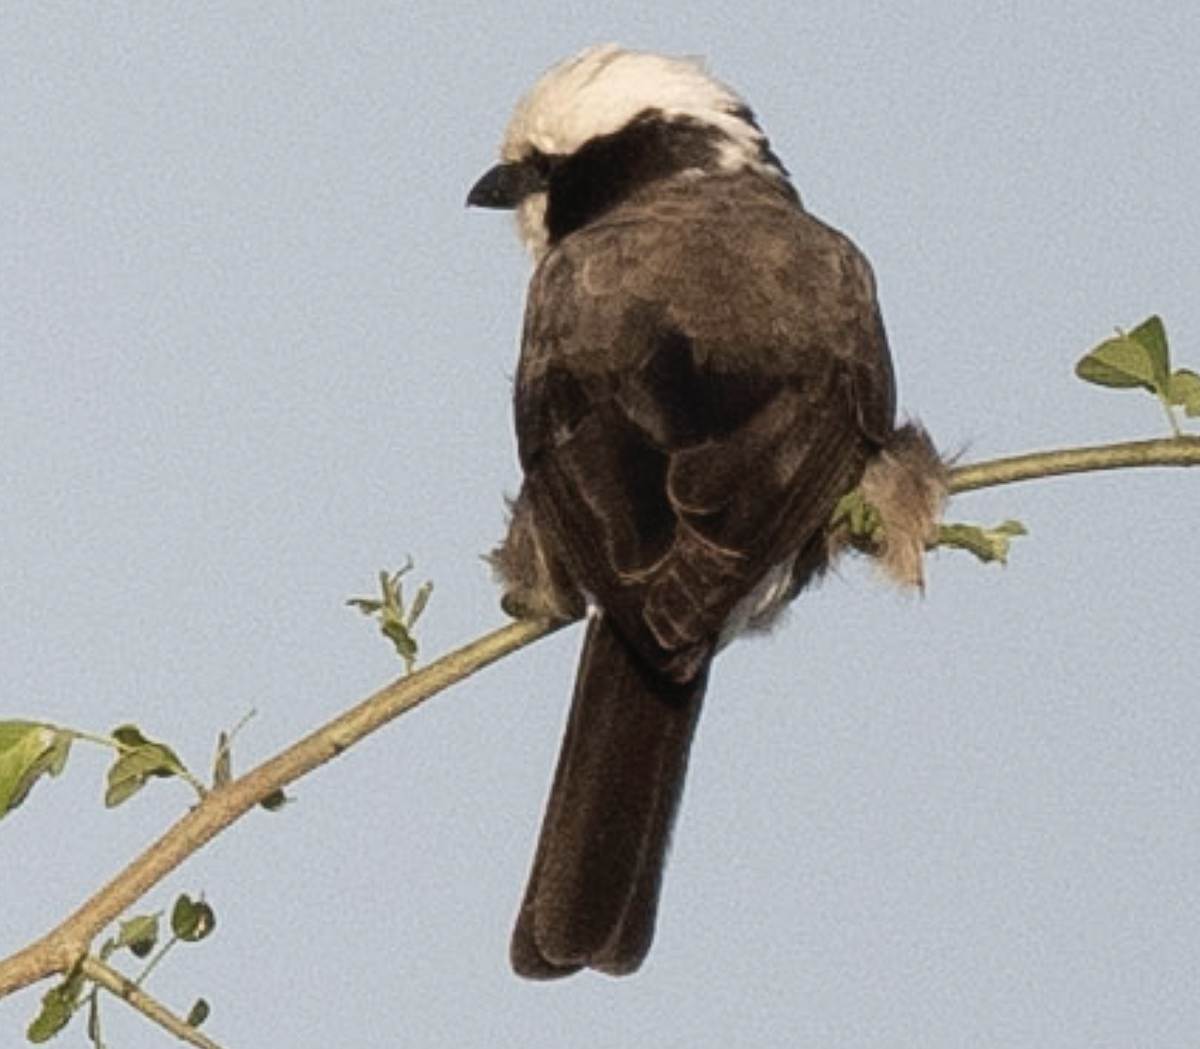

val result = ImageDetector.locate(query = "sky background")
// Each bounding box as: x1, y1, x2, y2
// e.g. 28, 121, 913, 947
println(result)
2, 3, 1198, 1047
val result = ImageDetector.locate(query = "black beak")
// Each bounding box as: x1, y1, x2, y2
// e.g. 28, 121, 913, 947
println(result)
467, 161, 547, 210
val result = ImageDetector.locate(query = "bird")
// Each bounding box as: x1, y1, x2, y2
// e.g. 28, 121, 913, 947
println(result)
467, 44, 944, 979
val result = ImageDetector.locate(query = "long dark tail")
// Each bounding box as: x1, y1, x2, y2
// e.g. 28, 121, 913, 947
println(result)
511, 613, 709, 979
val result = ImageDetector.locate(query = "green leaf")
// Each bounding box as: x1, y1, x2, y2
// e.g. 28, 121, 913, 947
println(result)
1127, 315, 1172, 389
114, 913, 160, 958
1076, 333, 1162, 393
171, 893, 216, 943
105, 725, 189, 808
27, 968, 86, 1043
259, 788, 289, 812
937, 520, 1028, 565
348, 562, 434, 670
186, 999, 211, 1028
0, 721, 72, 820
213, 731, 233, 789
409, 581, 434, 626
830, 489, 884, 544
380, 619, 418, 661
110, 724, 159, 750
86, 989, 104, 1047
1168, 368, 1200, 417
27, 995, 72, 1043
1075, 315, 1174, 400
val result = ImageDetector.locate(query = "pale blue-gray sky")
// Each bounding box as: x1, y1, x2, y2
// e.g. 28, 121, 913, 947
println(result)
2, 4, 1198, 1047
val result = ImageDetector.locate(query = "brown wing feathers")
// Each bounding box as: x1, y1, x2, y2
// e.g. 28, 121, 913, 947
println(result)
507, 174, 896, 976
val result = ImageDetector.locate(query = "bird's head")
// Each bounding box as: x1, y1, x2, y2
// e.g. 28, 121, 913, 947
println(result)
468, 45, 791, 257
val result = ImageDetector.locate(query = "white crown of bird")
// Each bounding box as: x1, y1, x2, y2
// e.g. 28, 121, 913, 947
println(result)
501, 45, 769, 171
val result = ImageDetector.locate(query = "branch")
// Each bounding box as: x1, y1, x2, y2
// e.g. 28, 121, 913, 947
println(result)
0, 617, 558, 1000
81, 955, 225, 1049
948, 435, 1200, 493
1, 432, 1197, 1026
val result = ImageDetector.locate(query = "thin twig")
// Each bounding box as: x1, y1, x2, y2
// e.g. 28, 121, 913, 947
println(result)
948, 435, 1200, 493
81, 956, 225, 1049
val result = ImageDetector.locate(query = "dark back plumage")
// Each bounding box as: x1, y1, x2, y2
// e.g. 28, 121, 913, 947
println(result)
470, 45, 905, 979
518, 170, 894, 677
